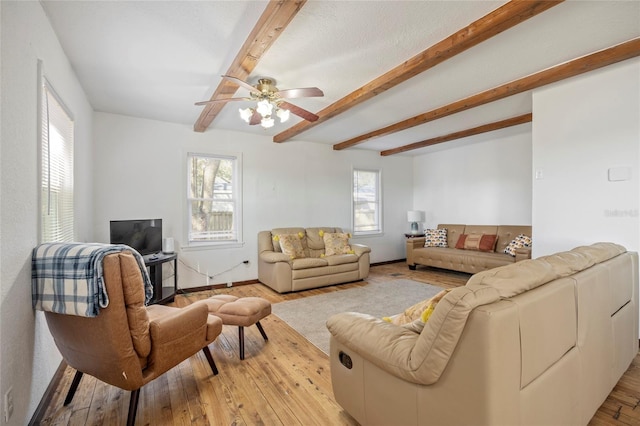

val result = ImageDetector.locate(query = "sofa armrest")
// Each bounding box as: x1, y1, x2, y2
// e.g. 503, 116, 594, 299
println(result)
515, 247, 532, 262
259, 251, 291, 263
327, 312, 422, 382
147, 303, 208, 345
146, 303, 210, 376
351, 243, 371, 257
406, 237, 425, 266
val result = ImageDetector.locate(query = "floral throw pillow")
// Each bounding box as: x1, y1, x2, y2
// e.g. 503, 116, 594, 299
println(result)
504, 234, 533, 257
323, 232, 354, 256
382, 289, 451, 333
278, 233, 306, 259
424, 228, 448, 248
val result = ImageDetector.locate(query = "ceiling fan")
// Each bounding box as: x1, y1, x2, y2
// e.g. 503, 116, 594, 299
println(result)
195, 75, 324, 129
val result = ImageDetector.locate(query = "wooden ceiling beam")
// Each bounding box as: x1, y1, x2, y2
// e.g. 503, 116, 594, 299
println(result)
273, 0, 563, 143
194, 0, 306, 132
335, 37, 640, 151
380, 113, 532, 156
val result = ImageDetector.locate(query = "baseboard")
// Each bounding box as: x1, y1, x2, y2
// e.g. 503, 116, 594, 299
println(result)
177, 278, 260, 294
29, 360, 68, 425
371, 259, 406, 266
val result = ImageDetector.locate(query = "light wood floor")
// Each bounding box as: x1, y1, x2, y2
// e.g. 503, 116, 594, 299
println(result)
38, 262, 640, 425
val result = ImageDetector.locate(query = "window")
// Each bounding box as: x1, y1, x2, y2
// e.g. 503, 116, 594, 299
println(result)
353, 168, 381, 235
187, 153, 242, 244
40, 78, 74, 243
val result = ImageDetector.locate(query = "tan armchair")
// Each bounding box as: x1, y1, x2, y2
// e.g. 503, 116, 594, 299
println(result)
43, 251, 223, 425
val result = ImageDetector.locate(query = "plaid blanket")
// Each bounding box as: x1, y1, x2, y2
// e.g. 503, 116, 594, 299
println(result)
32, 242, 154, 317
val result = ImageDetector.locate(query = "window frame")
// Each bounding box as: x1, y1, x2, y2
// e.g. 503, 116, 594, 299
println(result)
185, 151, 243, 249
38, 62, 75, 244
352, 167, 383, 236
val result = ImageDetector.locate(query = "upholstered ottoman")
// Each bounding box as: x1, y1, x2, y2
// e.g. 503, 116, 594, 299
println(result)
198, 295, 271, 360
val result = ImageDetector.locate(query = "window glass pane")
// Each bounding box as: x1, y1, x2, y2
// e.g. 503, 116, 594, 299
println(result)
41, 81, 74, 243
353, 169, 381, 234
187, 153, 239, 243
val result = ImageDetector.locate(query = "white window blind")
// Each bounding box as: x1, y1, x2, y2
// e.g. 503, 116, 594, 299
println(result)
187, 153, 241, 243
41, 80, 74, 243
353, 168, 382, 235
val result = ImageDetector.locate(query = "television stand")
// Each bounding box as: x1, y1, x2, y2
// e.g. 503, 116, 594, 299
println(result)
144, 252, 177, 304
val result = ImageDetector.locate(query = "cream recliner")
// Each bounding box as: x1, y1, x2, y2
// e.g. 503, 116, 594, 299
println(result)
327, 243, 638, 425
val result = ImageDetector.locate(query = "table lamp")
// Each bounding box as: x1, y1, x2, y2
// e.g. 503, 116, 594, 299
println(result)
407, 210, 425, 235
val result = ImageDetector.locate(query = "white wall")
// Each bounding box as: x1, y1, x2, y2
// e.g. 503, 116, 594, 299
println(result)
412, 124, 533, 228
0, 2, 94, 423
532, 58, 640, 257
93, 112, 414, 289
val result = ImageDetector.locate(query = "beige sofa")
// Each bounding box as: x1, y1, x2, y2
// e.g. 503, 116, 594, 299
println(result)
258, 227, 371, 293
328, 243, 638, 425
407, 224, 532, 274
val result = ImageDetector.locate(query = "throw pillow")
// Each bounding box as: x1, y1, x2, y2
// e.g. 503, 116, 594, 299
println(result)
278, 233, 306, 259
504, 234, 533, 256
424, 228, 448, 248
382, 288, 450, 334
323, 232, 354, 256
456, 234, 498, 252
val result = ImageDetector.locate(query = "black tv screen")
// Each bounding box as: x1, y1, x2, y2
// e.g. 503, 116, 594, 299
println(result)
110, 219, 162, 256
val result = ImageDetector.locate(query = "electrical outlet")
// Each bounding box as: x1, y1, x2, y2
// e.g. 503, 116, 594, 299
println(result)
226, 282, 233, 288
4, 387, 14, 422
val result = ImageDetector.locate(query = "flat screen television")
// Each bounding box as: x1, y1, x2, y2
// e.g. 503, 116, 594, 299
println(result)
110, 219, 162, 256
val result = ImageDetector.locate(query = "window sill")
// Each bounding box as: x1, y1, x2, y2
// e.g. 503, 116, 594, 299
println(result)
353, 232, 384, 239
181, 241, 245, 251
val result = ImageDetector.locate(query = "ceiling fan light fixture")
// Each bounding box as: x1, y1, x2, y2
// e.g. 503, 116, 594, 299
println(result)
239, 107, 254, 123
276, 108, 290, 123
256, 99, 273, 117
261, 116, 275, 129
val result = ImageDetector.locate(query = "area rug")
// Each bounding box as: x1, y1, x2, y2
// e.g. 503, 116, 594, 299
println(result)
271, 279, 443, 354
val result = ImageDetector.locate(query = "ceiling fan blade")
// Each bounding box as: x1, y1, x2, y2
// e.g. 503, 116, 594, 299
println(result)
249, 110, 262, 125
221, 75, 259, 94
279, 101, 319, 122
194, 97, 249, 106
276, 87, 324, 99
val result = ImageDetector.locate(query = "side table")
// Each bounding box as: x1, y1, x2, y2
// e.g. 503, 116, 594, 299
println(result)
144, 252, 178, 304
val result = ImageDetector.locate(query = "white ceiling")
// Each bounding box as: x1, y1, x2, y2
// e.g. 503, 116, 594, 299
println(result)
41, 0, 640, 156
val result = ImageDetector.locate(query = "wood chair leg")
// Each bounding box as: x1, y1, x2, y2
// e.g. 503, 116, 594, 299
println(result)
256, 321, 268, 341
63, 370, 83, 406
238, 326, 245, 360
127, 389, 140, 426
202, 346, 219, 375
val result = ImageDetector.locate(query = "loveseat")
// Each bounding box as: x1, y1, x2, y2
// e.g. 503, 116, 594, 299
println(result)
406, 224, 532, 274
258, 227, 371, 293
327, 242, 638, 425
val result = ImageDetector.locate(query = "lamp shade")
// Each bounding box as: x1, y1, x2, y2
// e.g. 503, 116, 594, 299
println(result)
407, 210, 425, 223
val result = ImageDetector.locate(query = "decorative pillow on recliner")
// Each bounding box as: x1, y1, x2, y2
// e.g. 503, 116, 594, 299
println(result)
277, 233, 306, 259
504, 234, 533, 256
455, 234, 498, 252
323, 232, 354, 256
424, 228, 448, 247
383, 289, 450, 333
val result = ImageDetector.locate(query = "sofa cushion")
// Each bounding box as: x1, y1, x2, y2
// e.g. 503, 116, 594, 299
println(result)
438, 224, 465, 249
504, 234, 533, 256
324, 232, 354, 256
306, 227, 341, 250
278, 233, 306, 259
290, 257, 328, 270
455, 234, 498, 252
325, 253, 359, 266
424, 228, 448, 247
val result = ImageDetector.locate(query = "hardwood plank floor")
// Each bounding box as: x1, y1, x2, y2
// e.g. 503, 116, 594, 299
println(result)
38, 262, 640, 425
